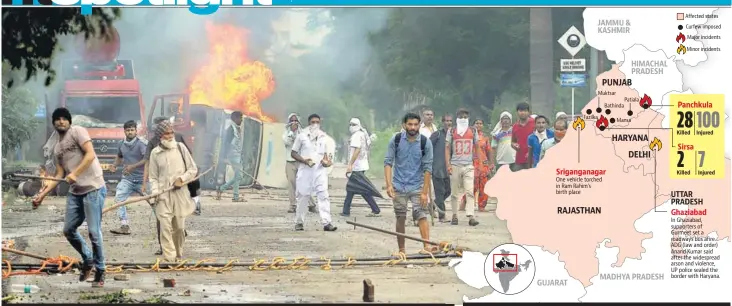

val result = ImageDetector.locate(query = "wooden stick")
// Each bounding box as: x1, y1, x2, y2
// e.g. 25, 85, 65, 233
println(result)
346, 220, 472, 252
102, 167, 212, 214
347, 220, 440, 246
13, 174, 64, 182
1, 247, 54, 261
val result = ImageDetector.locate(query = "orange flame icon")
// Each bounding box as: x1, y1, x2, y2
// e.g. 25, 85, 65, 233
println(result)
572, 116, 585, 131
677, 44, 687, 55
649, 137, 663, 151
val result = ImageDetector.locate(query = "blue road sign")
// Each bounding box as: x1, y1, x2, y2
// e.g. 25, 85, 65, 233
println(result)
560, 73, 587, 88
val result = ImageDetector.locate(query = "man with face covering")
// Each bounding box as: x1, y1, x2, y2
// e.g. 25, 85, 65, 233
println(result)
290, 114, 337, 232
143, 117, 196, 255
148, 120, 198, 262
540, 118, 567, 161
444, 108, 480, 226
32, 107, 108, 287
215, 111, 247, 202
283, 113, 316, 213
342, 117, 380, 217
552, 112, 568, 132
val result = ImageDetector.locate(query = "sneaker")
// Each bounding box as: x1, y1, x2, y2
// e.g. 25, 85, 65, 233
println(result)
193, 210, 201, 216
468, 218, 479, 226
110, 225, 131, 235
154, 249, 163, 255
91, 270, 105, 288
287, 207, 296, 213
339, 213, 350, 217
79, 264, 92, 282
308, 206, 317, 213
323, 224, 338, 232
451, 215, 459, 225
295, 223, 304, 231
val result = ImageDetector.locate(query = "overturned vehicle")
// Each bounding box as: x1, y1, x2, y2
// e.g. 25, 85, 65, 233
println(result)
147, 94, 288, 191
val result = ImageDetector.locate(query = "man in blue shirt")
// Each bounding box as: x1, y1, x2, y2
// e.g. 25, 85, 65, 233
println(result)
110, 120, 147, 235
384, 112, 435, 254
527, 115, 554, 168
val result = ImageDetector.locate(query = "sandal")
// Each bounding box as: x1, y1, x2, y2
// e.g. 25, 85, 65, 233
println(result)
232, 198, 247, 203
419, 246, 440, 255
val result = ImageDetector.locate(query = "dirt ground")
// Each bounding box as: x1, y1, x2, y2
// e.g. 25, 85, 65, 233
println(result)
1, 164, 512, 303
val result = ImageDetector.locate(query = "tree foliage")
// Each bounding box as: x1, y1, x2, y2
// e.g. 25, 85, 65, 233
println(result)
1, 84, 39, 156
2, 7, 120, 87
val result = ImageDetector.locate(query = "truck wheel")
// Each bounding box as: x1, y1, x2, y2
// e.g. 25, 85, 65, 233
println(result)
56, 182, 70, 197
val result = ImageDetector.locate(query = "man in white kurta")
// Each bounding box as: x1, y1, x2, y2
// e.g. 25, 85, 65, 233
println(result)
291, 114, 337, 232
148, 121, 198, 262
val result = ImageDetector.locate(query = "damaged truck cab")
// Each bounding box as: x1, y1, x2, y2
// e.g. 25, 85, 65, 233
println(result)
44, 27, 146, 195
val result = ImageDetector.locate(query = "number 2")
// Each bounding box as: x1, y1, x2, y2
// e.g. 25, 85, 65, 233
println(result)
677, 151, 685, 167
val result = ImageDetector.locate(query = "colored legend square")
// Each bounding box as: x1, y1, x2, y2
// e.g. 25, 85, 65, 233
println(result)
677, 13, 684, 20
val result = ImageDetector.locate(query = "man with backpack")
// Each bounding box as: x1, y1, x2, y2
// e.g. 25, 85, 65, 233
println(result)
384, 112, 436, 254
445, 108, 480, 226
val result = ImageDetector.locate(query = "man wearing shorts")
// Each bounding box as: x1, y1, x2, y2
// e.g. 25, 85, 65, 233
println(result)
384, 112, 435, 254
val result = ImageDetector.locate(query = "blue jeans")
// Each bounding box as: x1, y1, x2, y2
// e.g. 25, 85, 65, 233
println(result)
219, 162, 243, 199
63, 186, 107, 271
114, 179, 143, 223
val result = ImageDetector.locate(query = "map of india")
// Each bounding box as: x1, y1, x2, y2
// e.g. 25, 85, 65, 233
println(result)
450, 7, 730, 302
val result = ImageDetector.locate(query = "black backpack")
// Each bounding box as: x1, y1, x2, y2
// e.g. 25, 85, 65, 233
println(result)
392, 132, 427, 158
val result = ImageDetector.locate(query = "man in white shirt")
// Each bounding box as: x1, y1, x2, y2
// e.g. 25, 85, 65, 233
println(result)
341, 118, 381, 217
283, 113, 316, 213
419, 108, 438, 138
290, 114, 337, 232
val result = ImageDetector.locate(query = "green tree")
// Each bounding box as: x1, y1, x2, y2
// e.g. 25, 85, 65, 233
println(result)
2, 7, 120, 87
1, 84, 39, 156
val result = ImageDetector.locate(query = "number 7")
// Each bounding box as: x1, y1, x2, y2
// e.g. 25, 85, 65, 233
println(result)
697, 151, 705, 167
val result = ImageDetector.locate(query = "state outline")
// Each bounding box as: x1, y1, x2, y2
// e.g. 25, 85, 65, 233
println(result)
590, 10, 717, 67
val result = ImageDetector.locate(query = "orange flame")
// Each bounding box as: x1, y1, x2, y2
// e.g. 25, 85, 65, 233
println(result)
188, 22, 276, 122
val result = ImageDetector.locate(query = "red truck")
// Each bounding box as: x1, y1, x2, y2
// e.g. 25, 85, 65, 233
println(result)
43, 27, 146, 195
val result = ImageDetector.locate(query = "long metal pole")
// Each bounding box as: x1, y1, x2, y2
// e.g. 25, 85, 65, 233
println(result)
346, 220, 438, 246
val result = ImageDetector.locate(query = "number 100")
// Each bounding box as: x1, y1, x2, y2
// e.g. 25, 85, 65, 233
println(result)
676, 111, 720, 128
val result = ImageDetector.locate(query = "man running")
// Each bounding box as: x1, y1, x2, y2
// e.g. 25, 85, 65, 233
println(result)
291, 114, 337, 232
384, 112, 435, 254
445, 108, 480, 226
429, 114, 452, 222
32, 107, 108, 287
109, 120, 148, 235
